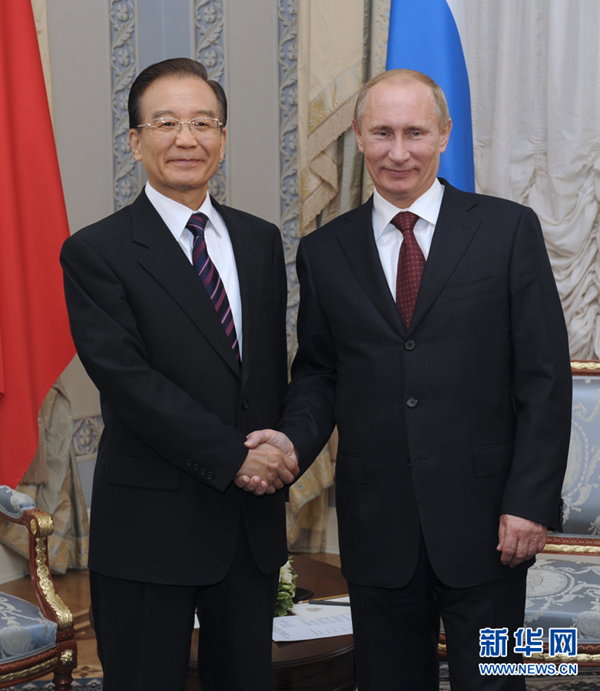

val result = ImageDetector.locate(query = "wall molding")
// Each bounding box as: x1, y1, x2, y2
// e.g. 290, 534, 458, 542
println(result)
110, 0, 142, 211
195, 0, 227, 203
278, 0, 300, 349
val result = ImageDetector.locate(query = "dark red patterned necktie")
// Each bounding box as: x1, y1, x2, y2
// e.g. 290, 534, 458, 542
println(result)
392, 211, 425, 329
187, 212, 240, 361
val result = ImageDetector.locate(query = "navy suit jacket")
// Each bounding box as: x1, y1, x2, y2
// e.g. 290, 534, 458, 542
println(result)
280, 180, 572, 589
61, 190, 288, 585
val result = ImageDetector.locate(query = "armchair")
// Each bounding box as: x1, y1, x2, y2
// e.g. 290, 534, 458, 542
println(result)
525, 359, 600, 666
0, 486, 77, 689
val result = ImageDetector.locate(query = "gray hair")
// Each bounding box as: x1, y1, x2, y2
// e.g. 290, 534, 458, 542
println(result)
354, 69, 450, 130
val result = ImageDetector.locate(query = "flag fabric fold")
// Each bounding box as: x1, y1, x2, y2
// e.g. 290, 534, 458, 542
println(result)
0, 1, 75, 487
386, 0, 475, 192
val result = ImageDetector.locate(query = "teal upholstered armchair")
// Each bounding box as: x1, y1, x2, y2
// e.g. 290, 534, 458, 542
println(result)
0, 486, 77, 689
525, 360, 600, 666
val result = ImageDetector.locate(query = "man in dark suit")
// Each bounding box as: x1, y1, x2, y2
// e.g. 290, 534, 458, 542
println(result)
60, 58, 297, 691
243, 70, 572, 689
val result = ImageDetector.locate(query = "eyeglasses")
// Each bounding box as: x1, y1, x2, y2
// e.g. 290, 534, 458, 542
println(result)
137, 117, 223, 138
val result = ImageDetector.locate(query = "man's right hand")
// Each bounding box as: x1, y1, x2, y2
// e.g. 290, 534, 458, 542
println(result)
235, 436, 299, 496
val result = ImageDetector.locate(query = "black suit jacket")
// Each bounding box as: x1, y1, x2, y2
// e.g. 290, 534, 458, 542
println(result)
61, 190, 288, 586
280, 180, 572, 589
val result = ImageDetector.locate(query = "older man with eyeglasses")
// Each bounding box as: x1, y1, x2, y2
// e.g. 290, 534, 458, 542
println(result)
60, 57, 296, 691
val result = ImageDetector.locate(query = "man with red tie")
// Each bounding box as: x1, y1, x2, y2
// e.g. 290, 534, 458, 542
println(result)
244, 69, 572, 690
61, 58, 297, 691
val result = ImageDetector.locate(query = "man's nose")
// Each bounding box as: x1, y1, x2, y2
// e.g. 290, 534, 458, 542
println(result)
388, 136, 410, 163
174, 123, 197, 145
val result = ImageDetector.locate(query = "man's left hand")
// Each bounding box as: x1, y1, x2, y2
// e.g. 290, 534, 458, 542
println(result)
497, 514, 547, 567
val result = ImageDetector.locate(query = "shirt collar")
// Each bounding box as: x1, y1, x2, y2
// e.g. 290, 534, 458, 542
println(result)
145, 182, 222, 239
373, 178, 444, 241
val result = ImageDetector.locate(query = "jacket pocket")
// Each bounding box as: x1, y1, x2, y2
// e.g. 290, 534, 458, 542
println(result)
442, 276, 497, 302
471, 441, 514, 478
336, 454, 368, 484
104, 453, 180, 490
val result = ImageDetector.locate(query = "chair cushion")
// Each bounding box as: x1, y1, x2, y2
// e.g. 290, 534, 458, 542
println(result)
526, 559, 600, 643
0, 486, 35, 519
560, 377, 600, 535
0, 594, 57, 663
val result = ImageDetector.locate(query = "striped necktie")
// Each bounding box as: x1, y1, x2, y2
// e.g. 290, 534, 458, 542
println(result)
186, 212, 240, 362
392, 211, 425, 329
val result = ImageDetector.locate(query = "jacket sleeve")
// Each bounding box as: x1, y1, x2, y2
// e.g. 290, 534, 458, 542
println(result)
499, 206, 572, 530
279, 237, 337, 473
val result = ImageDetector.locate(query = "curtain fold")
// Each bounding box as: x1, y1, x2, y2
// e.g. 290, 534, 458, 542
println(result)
297, 0, 366, 234
0, 381, 89, 573
465, 0, 600, 358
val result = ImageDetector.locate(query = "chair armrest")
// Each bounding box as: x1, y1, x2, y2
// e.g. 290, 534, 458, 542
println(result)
543, 534, 600, 556
0, 485, 73, 632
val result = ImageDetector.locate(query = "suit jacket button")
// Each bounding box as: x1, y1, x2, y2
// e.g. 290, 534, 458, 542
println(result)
193, 462, 200, 471
207, 471, 214, 481
241, 399, 250, 410
405, 340, 416, 351
406, 397, 418, 408
200, 467, 207, 476
186, 459, 193, 467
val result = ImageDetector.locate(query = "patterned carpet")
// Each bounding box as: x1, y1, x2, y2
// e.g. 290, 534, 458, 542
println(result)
438, 662, 600, 690
7, 663, 600, 689
7, 672, 600, 690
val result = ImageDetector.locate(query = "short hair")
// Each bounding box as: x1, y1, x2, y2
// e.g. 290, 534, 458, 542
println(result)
353, 69, 450, 131
128, 57, 227, 129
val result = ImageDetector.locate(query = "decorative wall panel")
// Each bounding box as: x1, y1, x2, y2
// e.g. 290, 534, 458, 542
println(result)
110, 0, 142, 211
278, 0, 300, 348
195, 0, 227, 203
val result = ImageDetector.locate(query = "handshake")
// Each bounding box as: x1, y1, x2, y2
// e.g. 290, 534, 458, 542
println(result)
235, 429, 299, 496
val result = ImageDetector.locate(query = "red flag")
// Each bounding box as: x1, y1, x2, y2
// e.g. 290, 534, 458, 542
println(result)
0, 2, 75, 487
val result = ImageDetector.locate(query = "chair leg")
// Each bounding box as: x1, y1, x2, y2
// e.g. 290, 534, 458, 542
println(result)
52, 668, 74, 691
53, 642, 77, 691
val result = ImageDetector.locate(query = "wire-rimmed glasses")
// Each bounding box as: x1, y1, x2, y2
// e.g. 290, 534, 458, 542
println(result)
136, 116, 223, 139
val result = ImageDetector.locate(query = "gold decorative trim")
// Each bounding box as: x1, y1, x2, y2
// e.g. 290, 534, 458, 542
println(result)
0, 657, 57, 684
543, 542, 600, 555
31, 510, 54, 538
571, 360, 600, 373
60, 648, 75, 666
34, 534, 73, 630
30, 518, 37, 535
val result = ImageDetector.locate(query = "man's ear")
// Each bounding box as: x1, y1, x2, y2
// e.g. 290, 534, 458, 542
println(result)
129, 128, 143, 162
219, 128, 227, 161
352, 119, 365, 154
439, 119, 452, 153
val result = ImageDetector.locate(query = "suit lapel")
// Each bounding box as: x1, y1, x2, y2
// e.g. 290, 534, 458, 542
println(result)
131, 192, 241, 376
335, 199, 406, 339
408, 181, 481, 333
213, 200, 264, 387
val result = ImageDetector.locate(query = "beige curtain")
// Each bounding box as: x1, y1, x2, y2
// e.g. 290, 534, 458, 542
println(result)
0, 381, 89, 573
286, 436, 337, 553
288, 0, 390, 553
297, 0, 367, 235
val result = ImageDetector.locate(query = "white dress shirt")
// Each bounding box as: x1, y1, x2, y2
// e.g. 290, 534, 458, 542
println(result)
145, 182, 243, 357
372, 178, 445, 298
